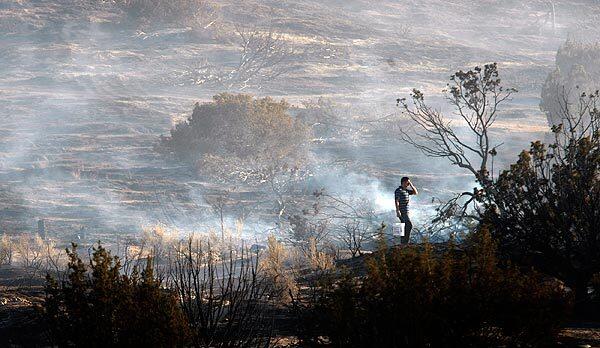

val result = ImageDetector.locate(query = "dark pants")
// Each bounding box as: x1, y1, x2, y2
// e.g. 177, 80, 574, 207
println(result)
399, 213, 412, 244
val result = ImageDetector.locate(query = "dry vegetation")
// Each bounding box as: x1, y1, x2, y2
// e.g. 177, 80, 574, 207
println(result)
294, 228, 571, 347
160, 93, 311, 185
2, 0, 600, 346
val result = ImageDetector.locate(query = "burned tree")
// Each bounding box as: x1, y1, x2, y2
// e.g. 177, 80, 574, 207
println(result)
116, 0, 221, 30
167, 237, 276, 347
227, 25, 301, 88
286, 189, 379, 258
338, 220, 372, 258
397, 63, 516, 227
189, 26, 307, 89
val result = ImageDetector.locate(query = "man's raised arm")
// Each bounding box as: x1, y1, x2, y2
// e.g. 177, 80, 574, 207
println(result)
409, 180, 418, 195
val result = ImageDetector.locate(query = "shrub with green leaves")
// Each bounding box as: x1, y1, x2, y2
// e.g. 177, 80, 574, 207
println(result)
485, 91, 600, 310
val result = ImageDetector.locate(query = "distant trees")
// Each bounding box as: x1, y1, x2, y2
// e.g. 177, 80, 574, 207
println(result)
161, 93, 311, 183
116, 0, 220, 29
541, 40, 600, 127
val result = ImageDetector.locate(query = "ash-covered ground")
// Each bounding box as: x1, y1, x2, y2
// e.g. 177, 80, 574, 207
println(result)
1, 0, 599, 243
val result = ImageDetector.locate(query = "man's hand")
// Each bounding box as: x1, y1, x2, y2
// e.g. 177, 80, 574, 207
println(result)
408, 180, 418, 195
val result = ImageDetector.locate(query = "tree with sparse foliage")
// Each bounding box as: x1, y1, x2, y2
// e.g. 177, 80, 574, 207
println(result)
397, 63, 516, 233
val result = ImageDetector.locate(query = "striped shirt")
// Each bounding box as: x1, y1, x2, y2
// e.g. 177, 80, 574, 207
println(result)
395, 186, 414, 215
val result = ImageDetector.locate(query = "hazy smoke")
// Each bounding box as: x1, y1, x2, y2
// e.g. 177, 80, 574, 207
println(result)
1, 0, 599, 243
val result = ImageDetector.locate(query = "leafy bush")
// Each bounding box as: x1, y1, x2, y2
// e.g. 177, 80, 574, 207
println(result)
304, 228, 571, 347
485, 92, 600, 308
160, 93, 310, 182
44, 243, 189, 347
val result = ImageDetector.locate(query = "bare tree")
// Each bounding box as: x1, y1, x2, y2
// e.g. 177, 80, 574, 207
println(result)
189, 26, 307, 89
206, 190, 232, 242
397, 63, 516, 225
259, 161, 311, 225
117, 0, 221, 30
40, 238, 67, 282
550, 87, 600, 153
338, 220, 373, 257
167, 237, 276, 347
286, 189, 379, 257
14, 235, 44, 279
228, 25, 300, 88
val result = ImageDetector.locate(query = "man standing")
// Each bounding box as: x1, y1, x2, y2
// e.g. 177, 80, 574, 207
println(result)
395, 177, 418, 244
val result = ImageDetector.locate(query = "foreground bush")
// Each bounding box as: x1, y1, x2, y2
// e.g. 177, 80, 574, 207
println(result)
44, 244, 189, 347
486, 91, 600, 309
304, 228, 571, 347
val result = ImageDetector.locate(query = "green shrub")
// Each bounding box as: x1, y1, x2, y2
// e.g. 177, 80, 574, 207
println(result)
306, 228, 571, 347
44, 243, 189, 347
